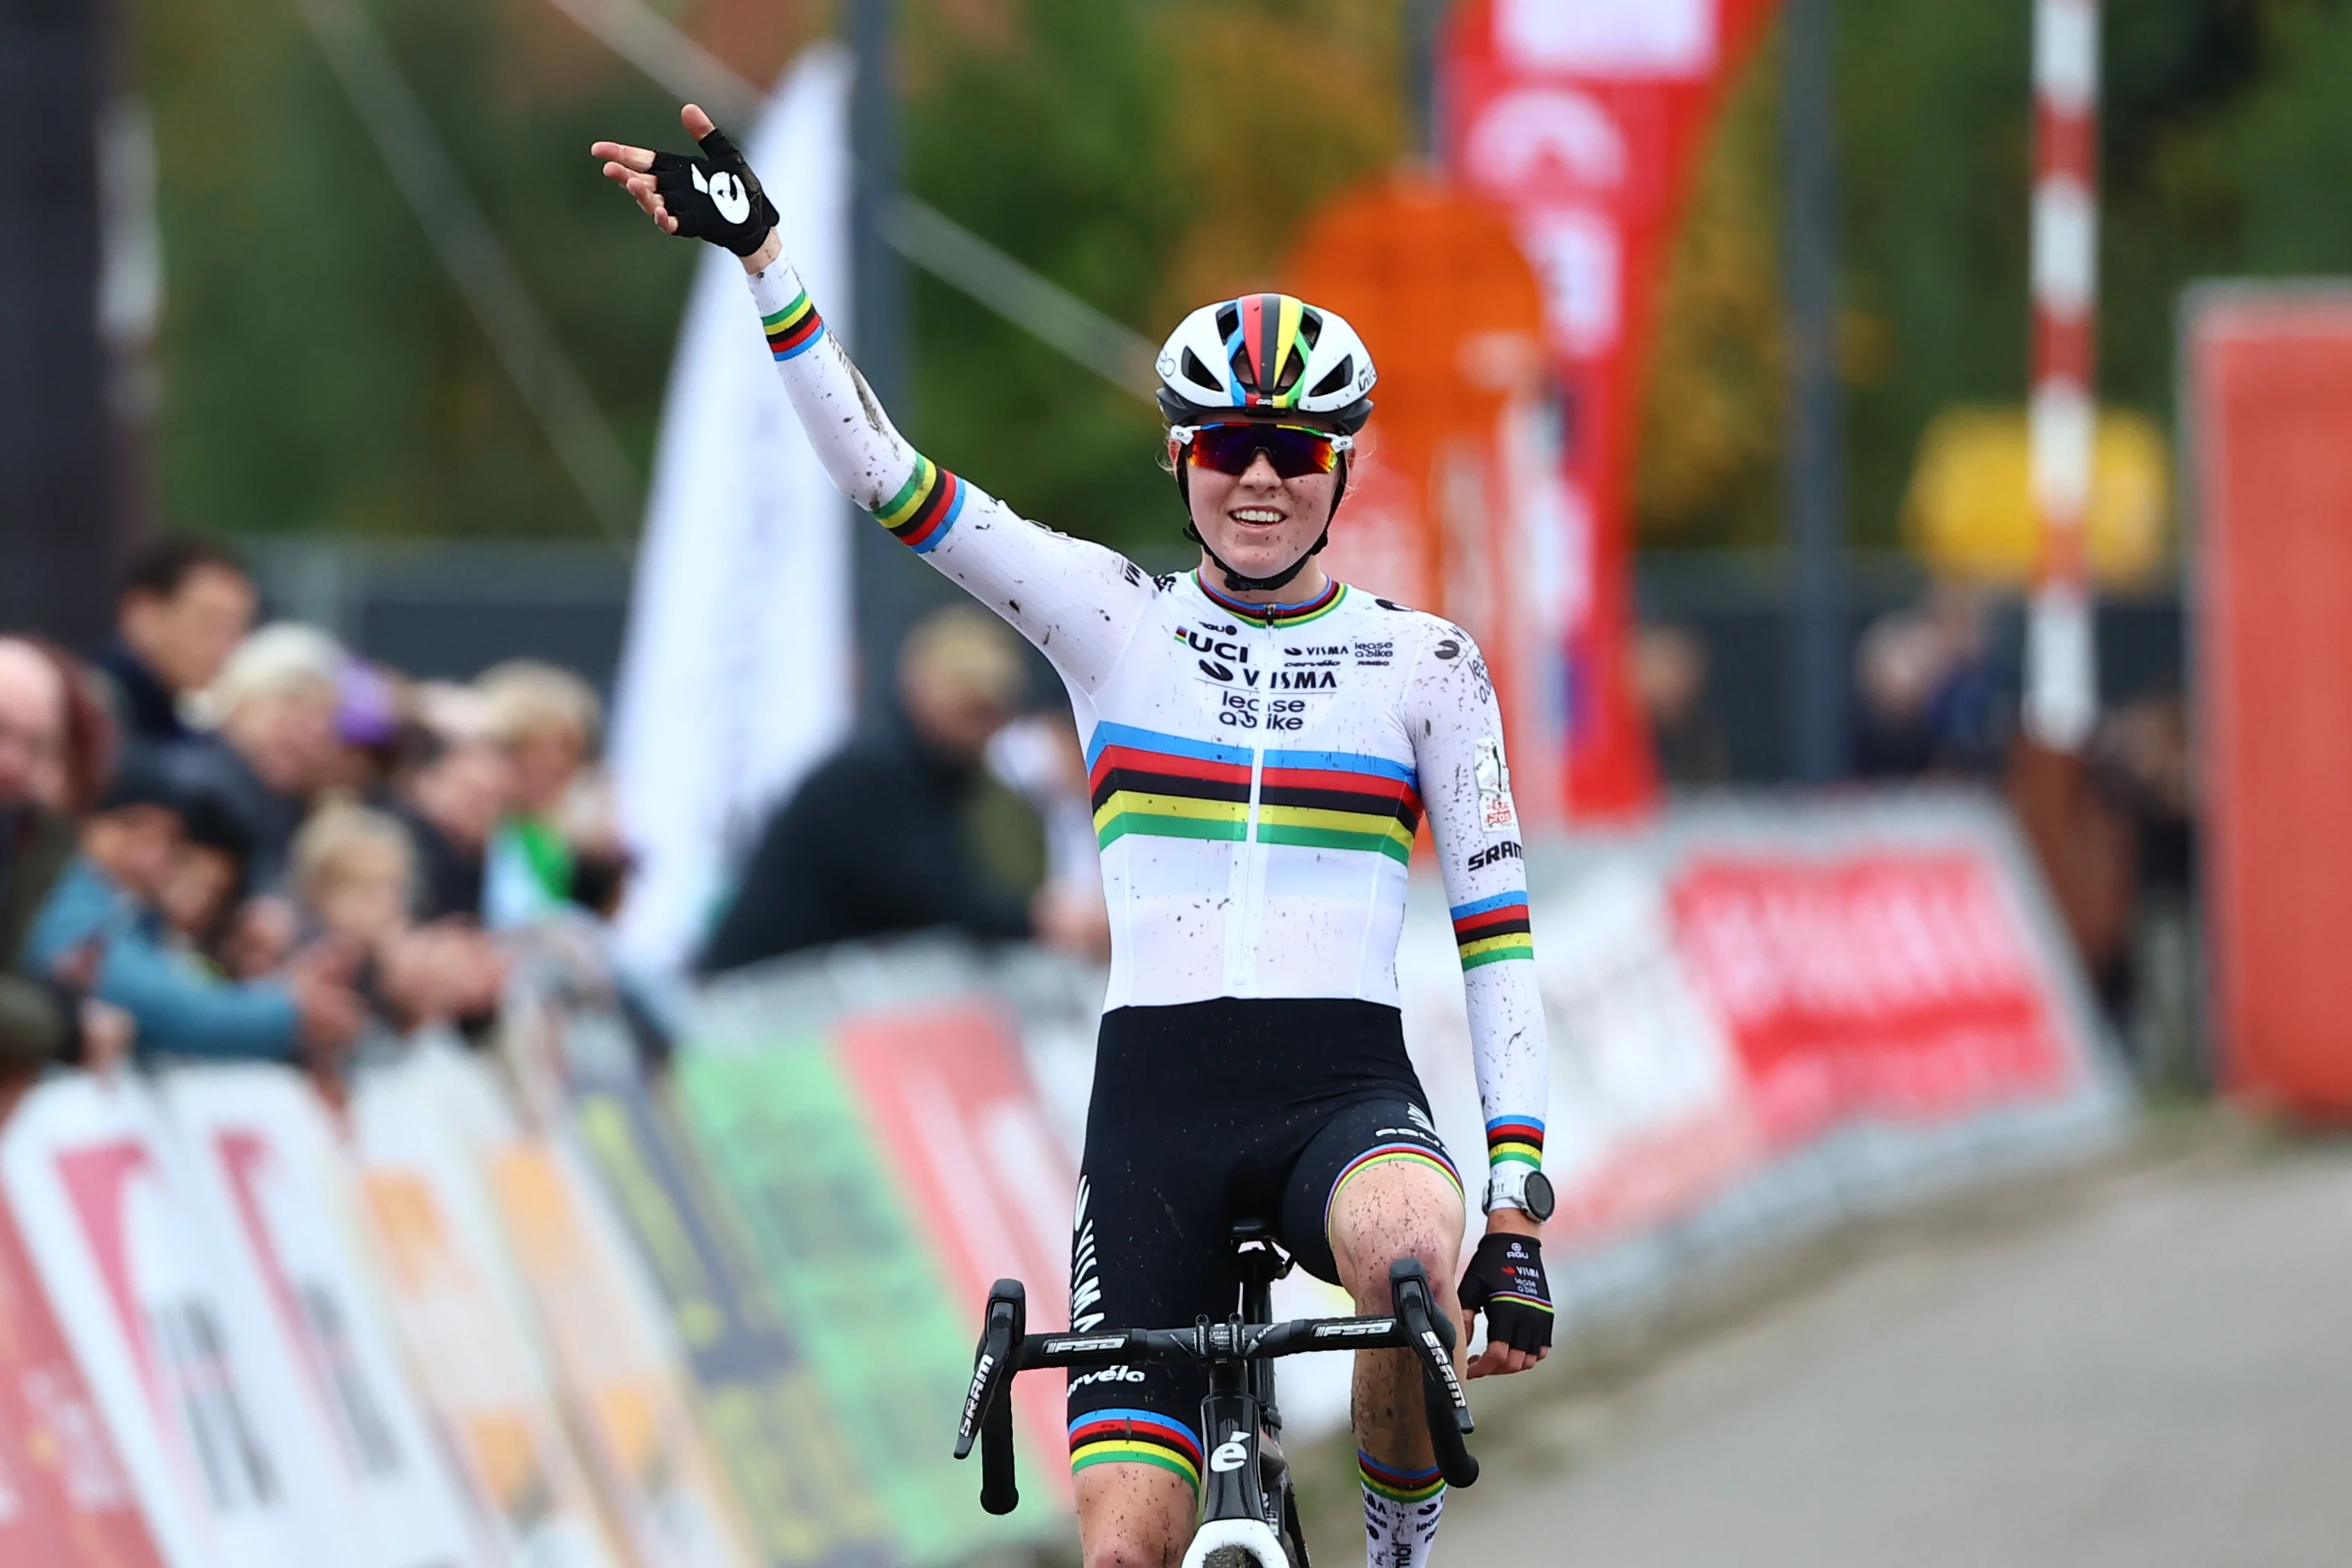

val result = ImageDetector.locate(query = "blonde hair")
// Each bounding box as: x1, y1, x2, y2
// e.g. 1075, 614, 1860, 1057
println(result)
899, 605, 1026, 708
208, 623, 343, 716
476, 660, 602, 749
292, 801, 414, 902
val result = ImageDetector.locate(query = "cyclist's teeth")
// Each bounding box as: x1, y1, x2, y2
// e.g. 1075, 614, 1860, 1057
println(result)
1236, 509, 1282, 523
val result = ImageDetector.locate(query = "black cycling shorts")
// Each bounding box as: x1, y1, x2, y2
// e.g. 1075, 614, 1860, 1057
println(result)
1064, 997, 1460, 1490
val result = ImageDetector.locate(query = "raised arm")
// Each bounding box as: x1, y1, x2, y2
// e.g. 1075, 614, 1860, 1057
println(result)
596, 109, 1156, 694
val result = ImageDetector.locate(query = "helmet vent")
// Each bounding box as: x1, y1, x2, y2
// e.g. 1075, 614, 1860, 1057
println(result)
1276, 347, 1306, 395
1309, 356, 1354, 399
1229, 344, 1259, 394
1299, 309, 1325, 349
1180, 348, 1223, 394
1214, 303, 1242, 341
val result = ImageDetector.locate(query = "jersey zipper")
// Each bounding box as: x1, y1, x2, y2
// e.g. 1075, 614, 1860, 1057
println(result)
1228, 622, 1274, 995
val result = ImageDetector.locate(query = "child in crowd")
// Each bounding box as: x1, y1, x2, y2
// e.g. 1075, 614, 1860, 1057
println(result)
292, 801, 505, 1031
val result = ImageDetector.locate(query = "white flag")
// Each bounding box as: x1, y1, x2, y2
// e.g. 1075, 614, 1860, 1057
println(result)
610, 45, 857, 976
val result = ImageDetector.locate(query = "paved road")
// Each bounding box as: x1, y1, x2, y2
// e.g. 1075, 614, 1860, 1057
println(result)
1434, 1143, 2352, 1568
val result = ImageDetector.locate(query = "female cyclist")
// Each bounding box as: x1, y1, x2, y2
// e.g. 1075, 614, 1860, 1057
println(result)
595, 109, 1555, 1568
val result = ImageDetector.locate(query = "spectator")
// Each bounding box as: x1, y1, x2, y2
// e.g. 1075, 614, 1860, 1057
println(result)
1851, 611, 1942, 778
389, 687, 511, 922
170, 622, 345, 893
1, 639, 84, 1069
2092, 687, 2202, 1086
988, 710, 1106, 920
293, 802, 505, 1030
317, 659, 409, 798
20, 754, 363, 1064
95, 537, 257, 746
1634, 624, 1730, 787
476, 660, 626, 925
292, 802, 415, 951
1916, 583, 2010, 776
699, 605, 1105, 975
157, 789, 254, 959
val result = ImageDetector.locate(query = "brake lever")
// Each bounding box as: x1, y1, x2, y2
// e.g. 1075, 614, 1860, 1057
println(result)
955, 1279, 1027, 1518
1389, 1259, 1479, 1487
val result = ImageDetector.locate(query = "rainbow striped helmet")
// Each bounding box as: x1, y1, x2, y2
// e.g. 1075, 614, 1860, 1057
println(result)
1155, 293, 1377, 433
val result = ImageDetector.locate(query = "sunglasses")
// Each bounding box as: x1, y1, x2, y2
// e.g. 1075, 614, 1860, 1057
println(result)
1171, 422, 1352, 479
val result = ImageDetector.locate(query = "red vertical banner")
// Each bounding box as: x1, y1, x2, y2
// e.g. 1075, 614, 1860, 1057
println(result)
2187, 291, 2352, 1119
1442, 0, 1777, 819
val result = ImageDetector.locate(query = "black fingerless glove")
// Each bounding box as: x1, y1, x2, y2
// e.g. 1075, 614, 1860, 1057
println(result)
1457, 1231, 1554, 1355
650, 125, 779, 256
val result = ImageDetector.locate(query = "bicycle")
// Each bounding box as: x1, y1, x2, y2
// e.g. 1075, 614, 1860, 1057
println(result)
954, 1219, 1479, 1568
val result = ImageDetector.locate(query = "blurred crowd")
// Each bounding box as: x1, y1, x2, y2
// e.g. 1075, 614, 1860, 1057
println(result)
0, 539, 1106, 1089
0, 539, 624, 1082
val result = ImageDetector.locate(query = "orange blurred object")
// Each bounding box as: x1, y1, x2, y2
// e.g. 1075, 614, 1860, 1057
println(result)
1288, 172, 1564, 831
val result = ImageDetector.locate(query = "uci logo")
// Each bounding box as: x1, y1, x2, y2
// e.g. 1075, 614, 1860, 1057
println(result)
1182, 629, 1250, 664
692, 164, 752, 225
1208, 1432, 1250, 1474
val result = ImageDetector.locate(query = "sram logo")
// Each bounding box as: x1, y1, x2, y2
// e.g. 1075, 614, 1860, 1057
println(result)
1467, 841, 1523, 871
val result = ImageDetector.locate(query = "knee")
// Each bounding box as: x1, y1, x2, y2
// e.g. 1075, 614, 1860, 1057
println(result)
1346, 1230, 1455, 1312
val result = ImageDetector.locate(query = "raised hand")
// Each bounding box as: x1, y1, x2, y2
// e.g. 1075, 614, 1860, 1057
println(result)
593, 104, 779, 263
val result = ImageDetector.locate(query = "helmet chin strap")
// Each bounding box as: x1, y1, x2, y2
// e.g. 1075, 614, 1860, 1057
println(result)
1178, 454, 1346, 596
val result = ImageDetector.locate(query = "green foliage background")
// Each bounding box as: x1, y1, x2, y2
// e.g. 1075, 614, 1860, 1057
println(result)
135, 0, 2352, 553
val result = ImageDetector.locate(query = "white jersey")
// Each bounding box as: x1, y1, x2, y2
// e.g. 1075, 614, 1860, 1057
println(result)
745, 259, 1549, 1182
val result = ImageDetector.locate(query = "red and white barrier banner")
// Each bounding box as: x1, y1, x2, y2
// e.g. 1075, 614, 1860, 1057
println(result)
835, 1001, 1079, 1493
0, 1076, 319, 1568
1671, 851, 2073, 1146
158, 1066, 486, 1568
348, 1053, 621, 1568
1402, 797, 2116, 1264
0, 1193, 164, 1566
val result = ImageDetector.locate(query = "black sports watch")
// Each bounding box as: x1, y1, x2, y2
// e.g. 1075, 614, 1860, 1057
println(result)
1483, 1166, 1555, 1223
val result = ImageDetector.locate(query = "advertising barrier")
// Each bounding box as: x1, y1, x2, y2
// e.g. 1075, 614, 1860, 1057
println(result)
0, 792, 2126, 1561
0, 1195, 162, 1566
159, 1066, 483, 1568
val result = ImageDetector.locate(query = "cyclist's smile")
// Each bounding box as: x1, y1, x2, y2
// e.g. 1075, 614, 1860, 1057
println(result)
1190, 452, 1337, 583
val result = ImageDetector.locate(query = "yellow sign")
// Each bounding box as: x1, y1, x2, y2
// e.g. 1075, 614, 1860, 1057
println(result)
1902, 406, 2171, 586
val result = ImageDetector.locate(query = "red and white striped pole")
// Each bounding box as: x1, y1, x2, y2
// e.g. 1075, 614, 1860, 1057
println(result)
2026, 0, 2101, 750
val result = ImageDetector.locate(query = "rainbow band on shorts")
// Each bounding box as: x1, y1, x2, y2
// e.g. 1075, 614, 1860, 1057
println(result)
1323, 1141, 1462, 1235
1070, 1409, 1202, 1490
763, 289, 824, 360
1485, 1116, 1544, 1170
1359, 1450, 1446, 1503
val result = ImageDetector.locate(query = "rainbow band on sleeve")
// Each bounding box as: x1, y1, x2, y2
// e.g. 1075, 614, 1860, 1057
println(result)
1485, 1116, 1544, 1169
1359, 1450, 1446, 1504
871, 453, 966, 554
1451, 892, 1533, 969
762, 289, 825, 360
1070, 1410, 1203, 1490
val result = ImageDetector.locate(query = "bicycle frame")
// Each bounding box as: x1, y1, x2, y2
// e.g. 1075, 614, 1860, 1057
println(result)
954, 1255, 1477, 1568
